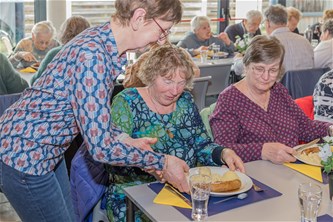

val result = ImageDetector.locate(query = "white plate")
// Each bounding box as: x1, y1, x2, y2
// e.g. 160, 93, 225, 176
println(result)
293, 144, 322, 167
189, 166, 253, 197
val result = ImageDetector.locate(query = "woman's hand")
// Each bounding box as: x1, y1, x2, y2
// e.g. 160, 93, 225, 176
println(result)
261, 142, 297, 164
221, 148, 245, 173
217, 32, 232, 46
162, 155, 190, 193
122, 136, 157, 152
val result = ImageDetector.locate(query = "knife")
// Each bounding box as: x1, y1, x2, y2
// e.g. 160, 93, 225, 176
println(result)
164, 184, 192, 207
295, 138, 320, 153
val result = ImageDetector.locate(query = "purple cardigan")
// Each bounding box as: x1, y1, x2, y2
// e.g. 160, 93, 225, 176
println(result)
210, 83, 330, 162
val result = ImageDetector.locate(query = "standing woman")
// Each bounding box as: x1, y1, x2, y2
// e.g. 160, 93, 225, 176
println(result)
0, 1, 188, 221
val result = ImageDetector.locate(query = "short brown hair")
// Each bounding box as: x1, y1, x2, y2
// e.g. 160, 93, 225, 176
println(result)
59, 16, 90, 44
243, 35, 285, 79
323, 9, 333, 22
112, 0, 183, 26
287, 6, 302, 22
138, 44, 195, 90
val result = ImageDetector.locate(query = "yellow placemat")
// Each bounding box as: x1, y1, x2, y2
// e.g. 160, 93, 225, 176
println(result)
20, 67, 36, 73
153, 184, 192, 209
284, 163, 323, 182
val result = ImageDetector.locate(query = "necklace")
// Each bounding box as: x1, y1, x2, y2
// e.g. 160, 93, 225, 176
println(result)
147, 88, 174, 139
247, 87, 269, 111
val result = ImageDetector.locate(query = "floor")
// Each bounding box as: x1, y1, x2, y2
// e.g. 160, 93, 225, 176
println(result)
0, 193, 21, 222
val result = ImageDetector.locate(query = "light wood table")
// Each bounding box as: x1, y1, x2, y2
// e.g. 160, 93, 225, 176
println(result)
124, 160, 333, 221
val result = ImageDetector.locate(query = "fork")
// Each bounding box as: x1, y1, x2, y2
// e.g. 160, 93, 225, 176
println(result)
253, 183, 264, 192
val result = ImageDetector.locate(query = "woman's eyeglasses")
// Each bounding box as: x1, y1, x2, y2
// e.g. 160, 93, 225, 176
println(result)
252, 65, 280, 77
152, 18, 171, 41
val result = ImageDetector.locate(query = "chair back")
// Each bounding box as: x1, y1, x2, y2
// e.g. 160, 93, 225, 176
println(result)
280, 67, 330, 99
199, 102, 216, 140
0, 93, 21, 116
294, 96, 314, 120
191, 76, 212, 111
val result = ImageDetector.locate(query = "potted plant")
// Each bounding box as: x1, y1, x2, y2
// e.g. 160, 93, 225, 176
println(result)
234, 33, 251, 55
318, 136, 333, 201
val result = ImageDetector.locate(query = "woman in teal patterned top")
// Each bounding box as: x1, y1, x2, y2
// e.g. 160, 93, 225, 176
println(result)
106, 44, 244, 221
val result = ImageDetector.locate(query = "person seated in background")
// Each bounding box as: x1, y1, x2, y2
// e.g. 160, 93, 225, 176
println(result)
286, 6, 302, 34
314, 19, 333, 70
264, 4, 314, 72
177, 15, 235, 56
311, 9, 333, 42
9, 20, 60, 69
30, 16, 90, 85
225, 10, 262, 43
313, 69, 333, 123
0, 52, 28, 94
106, 44, 244, 221
209, 35, 331, 164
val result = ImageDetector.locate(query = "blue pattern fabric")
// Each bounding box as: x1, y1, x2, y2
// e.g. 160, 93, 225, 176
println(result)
105, 88, 224, 221
0, 22, 165, 176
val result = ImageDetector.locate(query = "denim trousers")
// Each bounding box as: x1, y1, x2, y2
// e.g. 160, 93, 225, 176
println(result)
0, 158, 75, 222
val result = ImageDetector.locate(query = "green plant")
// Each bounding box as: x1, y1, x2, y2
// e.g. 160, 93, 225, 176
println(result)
234, 34, 251, 54
319, 136, 333, 174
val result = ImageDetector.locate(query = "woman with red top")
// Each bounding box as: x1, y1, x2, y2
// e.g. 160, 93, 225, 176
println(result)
210, 35, 331, 164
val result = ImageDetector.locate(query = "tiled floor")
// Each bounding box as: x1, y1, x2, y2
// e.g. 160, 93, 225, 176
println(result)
0, 193, 21, 222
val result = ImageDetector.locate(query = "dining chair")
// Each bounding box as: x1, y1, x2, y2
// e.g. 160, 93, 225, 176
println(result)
280, 67, 330, 99
199, 102, 216, 141
191, 76, 212, 111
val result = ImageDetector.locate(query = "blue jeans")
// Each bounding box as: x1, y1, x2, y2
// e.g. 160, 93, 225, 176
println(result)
0, 158, 75, 222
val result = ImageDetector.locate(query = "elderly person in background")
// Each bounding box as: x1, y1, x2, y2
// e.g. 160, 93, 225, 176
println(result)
311, 9, 333, 41
0, 53, 28, 95
177, 15, 235, 56
9, 20, 60, 69
106, 44, 244, 221
314, 19, 333, 70
286, 6, 302, 34
264, 4, 313, 72
225, 10, 262, 43
210, 35, 331, 164
30, 16, 90, 85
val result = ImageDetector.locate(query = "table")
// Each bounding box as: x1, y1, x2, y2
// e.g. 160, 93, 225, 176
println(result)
124, 160, 333, 221
194, 58, 234, 96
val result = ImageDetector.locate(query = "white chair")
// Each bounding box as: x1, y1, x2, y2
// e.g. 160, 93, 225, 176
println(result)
191, 76, 212, 111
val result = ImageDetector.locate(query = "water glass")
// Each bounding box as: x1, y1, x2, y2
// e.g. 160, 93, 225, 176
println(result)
200, 50, 208, 63
212, 44, 220, 60
190, 174, 211, 221
298, 182, 322, 222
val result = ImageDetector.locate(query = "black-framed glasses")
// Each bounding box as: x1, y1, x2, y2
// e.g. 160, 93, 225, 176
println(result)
152, 18, 171, 41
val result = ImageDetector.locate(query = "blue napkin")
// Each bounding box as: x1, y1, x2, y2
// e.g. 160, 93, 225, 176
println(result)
149, 177, 282, 219
318, 214, 333, 222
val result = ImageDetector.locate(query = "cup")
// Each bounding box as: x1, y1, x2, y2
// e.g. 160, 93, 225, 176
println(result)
200, 49, 208, 63
212, 44, 220, 60
190, 174, 211, 221
298, 182, 322, 222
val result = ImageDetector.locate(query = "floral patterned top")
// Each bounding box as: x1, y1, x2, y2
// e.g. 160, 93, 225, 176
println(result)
0, 22, 165, 175
105, 88, 224, 221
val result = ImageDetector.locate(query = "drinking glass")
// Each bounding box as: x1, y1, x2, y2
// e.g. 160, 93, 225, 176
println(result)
200, 49, 208, 63
190, 174, 212, 221
298, 182, 322, 222
212, 44, 220, 60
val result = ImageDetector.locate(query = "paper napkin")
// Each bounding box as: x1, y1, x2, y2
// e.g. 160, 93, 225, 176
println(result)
284, 163, 323, 182
20, 67, 36, 73
153, 184, 192, 209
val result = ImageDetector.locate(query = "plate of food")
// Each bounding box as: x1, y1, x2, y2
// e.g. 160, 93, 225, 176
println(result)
293, 144, 322, 167
189, 166, 253, 197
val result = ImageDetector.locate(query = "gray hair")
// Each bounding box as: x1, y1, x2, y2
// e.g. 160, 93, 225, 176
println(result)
191, 16, 210, 32
264, 4, 288, 25
246, 10, 262, 23
31, 21, 56, 38
322, 19, 333, 36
